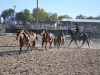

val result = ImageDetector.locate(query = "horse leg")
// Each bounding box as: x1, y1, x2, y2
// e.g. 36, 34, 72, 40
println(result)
42, 41, 44, 47
57, 42, 60, 49
75, 40, 79, 48
62, 40, 64, 46
49, 41, 52, 48
31, 42, 33, 51
68, 39, 73, 46
25, 44, 30, 53
33, 40, 35, 47
86, 40, 90, 48
30, 45, 33, 51
19, 46, 22, 55
45, 42, 47, 50
80, 40, 85, 48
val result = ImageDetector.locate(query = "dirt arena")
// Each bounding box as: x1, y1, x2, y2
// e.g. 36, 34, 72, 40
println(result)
0, 35, 100, 75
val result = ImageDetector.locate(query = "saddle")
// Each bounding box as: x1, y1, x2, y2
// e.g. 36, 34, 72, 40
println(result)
75, 32, 84, 39
22, 33, 29, 42
49, 33, 53, 38
80, 32, 83, 36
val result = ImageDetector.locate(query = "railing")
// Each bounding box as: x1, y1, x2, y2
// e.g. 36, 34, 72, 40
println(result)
0, 24, 100, 33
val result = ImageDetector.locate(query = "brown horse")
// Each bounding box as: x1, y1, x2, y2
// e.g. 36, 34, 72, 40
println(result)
28, 30, 38, 47
41, 29, 55, 49
16, 30, 35, 55
54, 31, 65, 48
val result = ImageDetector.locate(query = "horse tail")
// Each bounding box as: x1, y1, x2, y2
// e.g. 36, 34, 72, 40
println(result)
54, 37, 57, 46
33, 40, 35, 47
88, 35, 92, 44
36, 34, 38, 41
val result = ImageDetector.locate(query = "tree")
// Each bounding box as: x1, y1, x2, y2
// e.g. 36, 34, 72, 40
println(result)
87, 16, 95, 19
46, 12, 58, 21
50, 13, 58, 21
32, 8, 47, 21
58, 14, 72, 20
1, 8, 14, 19
76, 14, 85, 19
16, 9, 35, 25
95, 15, 100, 20
16, 12, 23, 21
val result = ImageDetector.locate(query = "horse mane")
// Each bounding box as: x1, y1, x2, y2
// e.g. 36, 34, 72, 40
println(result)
45, 30, 48, 34
22, 33, 27, 39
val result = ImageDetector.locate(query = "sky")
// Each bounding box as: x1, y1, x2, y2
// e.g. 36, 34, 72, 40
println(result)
0, 0, 100, 18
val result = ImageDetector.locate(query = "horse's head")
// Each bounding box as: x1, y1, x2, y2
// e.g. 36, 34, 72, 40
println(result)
67, 28, 75, 38
41, 29, 46, 36
60, 30, 64, 36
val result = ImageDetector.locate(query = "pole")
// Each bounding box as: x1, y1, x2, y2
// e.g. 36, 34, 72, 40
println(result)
37, 0, 38, 26
14, 5, 16, 22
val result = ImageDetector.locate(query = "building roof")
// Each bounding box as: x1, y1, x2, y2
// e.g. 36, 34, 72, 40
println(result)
62, 19, 100, 23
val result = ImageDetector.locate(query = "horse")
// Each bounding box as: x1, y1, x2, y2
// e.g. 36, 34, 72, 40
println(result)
54, 31, 65, 48
67, 29, 92, 48
28, 30, 38, 47
41, 29, 55, 49
16, 30, 35, 55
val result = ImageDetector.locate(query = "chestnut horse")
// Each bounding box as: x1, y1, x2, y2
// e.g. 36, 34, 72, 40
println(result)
54, 31, 65, 48
16, 30, 35, 55
41, 29, 55, 49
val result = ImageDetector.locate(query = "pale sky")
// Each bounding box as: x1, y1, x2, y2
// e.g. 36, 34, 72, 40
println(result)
0, 0, 99, 18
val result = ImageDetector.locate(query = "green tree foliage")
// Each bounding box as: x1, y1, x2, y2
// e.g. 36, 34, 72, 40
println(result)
58, 15, 72, 20
76, 14, 96, 19
76, 14, 85, 19
2, 8, 100, 23
46, 12, 58, 21
87, 16, 95, 19
1, 8, 14, 19
32, 8, 47, 21
16, 12, 23, 21
95, 15, 100, 20
16, 9, 35, 25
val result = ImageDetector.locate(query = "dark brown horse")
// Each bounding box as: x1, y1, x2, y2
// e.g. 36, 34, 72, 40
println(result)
41, 29, 55, 49
67, 29, 92, 48
16, 30, 35, 55
54, 31, 65, 48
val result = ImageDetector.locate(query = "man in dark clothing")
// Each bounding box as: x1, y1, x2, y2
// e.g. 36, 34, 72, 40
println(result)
75, 23, 80, 38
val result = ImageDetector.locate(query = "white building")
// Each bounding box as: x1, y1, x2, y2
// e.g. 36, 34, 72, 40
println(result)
5, 16, 12, 24
5, 12, 17, 25
0, 17, 4, 24
61, 19, 100, 32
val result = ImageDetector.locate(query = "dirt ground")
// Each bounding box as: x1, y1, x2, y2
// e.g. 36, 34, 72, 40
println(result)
0, 35, 100, 75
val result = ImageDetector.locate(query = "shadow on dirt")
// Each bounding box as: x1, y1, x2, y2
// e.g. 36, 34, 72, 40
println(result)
0, 47, 41, 56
